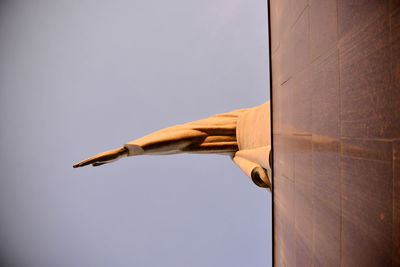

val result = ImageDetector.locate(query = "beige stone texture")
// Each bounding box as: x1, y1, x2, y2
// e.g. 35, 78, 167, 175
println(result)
74, 102, 271, 188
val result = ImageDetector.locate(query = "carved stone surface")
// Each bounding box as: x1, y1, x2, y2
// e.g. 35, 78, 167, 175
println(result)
270, 0, 400, 266
74, 102, 271, 188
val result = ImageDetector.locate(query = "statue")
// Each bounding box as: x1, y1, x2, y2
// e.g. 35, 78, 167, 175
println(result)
73, 101, 271, 189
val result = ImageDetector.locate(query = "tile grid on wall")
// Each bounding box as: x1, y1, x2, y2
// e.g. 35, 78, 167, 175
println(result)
269, 0, 400, 266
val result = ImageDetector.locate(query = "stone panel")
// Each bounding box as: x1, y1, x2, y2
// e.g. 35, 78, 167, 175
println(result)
338, 0, 387, 38
309, 0, 338, 61
270, 0, 399, 265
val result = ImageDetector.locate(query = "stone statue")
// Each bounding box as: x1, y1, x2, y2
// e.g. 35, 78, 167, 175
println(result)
73, 101, 271, 189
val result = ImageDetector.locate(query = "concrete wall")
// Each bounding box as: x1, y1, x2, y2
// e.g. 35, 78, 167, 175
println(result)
269, 0, 400, 266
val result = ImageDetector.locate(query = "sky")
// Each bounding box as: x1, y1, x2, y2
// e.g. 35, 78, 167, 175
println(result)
0, 1, 271, 266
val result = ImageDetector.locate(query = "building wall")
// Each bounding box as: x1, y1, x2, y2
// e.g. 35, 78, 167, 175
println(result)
269, 0, 400, 266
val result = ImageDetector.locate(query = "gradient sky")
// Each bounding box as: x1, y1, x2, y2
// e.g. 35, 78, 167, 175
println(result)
0, 1, 271, 266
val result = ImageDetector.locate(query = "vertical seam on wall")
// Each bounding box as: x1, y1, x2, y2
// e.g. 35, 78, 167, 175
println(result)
337, 0, 342, 263
389, 7, 395, 266
336, 3, 342, 267
392, 142, 395, 266
306, 4, 316, 266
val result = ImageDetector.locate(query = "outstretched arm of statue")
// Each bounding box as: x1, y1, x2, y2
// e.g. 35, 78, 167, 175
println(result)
73, 108, 245, 168
73, 102, 272, 189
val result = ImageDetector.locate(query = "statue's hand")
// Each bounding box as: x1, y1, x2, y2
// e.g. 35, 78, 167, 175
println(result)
73, 147, 128, 168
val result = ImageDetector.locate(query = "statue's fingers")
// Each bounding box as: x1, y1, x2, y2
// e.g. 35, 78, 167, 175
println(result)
73, 147, 128, 168
73, 155, 104, 168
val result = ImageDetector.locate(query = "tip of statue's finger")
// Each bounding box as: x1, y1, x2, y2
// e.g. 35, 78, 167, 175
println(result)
73, 158, 95, 168
73, 161, 89, 168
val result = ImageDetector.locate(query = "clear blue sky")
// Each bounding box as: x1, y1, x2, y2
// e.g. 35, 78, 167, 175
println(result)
0, 1, 271, 266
